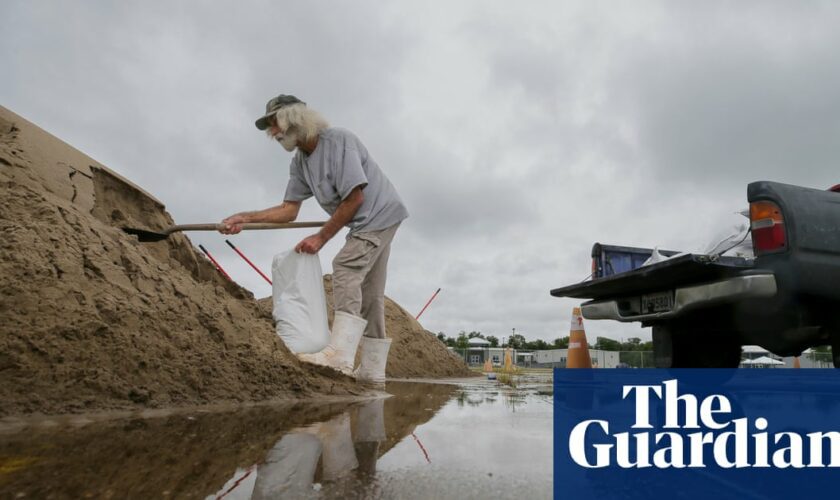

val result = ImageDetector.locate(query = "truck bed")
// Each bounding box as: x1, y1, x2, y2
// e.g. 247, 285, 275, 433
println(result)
549, 254, 755, 300
548, 181, 840, 365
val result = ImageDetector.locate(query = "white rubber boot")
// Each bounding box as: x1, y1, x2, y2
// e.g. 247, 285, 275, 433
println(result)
352, 398, 386, 477
316, 413, 359, 480
252, 433, 322, 498
353, 398, 386, 442
298, 311, 366, 375
354, 337, 392, 385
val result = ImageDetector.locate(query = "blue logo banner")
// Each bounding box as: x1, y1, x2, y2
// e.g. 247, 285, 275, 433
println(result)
554, 369, 840, 499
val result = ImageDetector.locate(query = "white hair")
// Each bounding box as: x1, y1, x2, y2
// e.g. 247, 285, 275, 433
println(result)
267, 103, 329, 142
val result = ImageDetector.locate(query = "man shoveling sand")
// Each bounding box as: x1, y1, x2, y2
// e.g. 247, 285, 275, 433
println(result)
221, 95, 409, 385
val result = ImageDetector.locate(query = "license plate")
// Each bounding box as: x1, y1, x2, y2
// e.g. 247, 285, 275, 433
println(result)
641, 291, 673, 313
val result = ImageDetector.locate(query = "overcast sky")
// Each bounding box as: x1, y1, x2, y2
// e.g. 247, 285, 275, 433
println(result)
3, 1, 839, 344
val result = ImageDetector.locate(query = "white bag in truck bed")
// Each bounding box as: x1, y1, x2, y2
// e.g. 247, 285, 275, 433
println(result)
271, 250, 330, 354
703, 209, 754, 258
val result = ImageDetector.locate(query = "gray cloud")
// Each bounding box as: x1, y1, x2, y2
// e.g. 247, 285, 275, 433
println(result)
606, 3, 840, 188
4, 1, 839, 345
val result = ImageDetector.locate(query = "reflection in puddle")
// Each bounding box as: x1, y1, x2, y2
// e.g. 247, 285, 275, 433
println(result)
1, 379, 553, 499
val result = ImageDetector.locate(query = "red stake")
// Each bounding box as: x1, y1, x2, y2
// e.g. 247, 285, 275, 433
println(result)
199, 244, 232, 281
215, 465, 256, 500
415, 288, 441, 320
226, 240, 272, 285
411, 431, 432, 464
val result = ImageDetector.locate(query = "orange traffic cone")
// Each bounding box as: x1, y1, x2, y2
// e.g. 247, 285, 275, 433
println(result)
504, 347, 514, 372
567, 307, 592, 368
484, 357, 497, 379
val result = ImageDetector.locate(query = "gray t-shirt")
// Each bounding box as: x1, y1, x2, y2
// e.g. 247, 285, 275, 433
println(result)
283, 127, 409, 233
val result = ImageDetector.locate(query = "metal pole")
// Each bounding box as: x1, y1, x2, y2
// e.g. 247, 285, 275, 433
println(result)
416, 288, 442, 320
198, 244, 232, 281
225, 239, 272, 285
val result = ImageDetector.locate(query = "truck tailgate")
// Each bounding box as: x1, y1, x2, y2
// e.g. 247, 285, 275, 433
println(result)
550, 254, 756, 300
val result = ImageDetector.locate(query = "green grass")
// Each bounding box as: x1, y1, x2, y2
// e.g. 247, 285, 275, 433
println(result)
497, 371, 517, 387
470, 366, 551, 374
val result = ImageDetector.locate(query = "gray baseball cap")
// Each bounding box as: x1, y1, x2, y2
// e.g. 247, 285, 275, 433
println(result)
255, 94, 305, 130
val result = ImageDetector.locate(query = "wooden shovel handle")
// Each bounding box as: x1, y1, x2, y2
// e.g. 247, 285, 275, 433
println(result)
170, 222, 326, 234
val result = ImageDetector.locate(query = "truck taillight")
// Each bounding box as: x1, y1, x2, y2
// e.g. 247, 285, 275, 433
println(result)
750, 200, 786, 254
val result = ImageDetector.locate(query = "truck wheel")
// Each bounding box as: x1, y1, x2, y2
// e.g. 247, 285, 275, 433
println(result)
830, 331, 840, 368
652, 325, 673, 368
653, 323, 741, 368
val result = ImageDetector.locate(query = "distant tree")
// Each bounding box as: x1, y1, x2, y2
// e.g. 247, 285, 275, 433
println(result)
468, 331, 485, 339
435, 332, 458, 347
553, 336, 570, 349
486, 335, 499, 347
594, 337, 621, 351
625, 337, 642, 348
526, 339, 549, 350
508, 333, 527, 349
455, 332, 469, 349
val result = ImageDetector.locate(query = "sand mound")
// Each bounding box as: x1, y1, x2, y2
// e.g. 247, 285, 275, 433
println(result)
379, 297, 473, 379
0, 106, 468, 416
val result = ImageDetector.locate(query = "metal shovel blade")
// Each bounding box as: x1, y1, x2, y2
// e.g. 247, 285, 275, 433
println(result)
122, 227, 171, 242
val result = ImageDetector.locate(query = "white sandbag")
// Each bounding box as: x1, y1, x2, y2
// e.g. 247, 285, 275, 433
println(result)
641, 248, 688, 267
702, 208, 754, 258
641, 247, 668, 267
271, 250, 330, 354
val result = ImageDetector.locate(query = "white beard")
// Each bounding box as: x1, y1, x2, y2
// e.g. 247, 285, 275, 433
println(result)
275, 131, 298, 152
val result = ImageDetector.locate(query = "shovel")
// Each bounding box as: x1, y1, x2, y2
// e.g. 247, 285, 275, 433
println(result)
123, 221, 326, 242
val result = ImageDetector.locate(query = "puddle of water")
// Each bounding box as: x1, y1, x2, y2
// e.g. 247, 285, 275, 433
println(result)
0, 376, 553, 499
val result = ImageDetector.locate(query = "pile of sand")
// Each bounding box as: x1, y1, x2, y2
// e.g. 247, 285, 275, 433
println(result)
0, 106, 469, 417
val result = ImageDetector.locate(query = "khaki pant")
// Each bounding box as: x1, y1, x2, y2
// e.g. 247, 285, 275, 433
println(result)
332, 223, 400, 339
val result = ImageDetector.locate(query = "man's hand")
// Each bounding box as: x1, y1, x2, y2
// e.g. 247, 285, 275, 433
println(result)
295, 233, 327, 254
219, 203, 300, 235
220, 214, 248, 235
292, 187, 362, 254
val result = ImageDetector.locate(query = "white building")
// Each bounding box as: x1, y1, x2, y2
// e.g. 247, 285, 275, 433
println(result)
533, 349, 620, 368
454, 338, 535, 367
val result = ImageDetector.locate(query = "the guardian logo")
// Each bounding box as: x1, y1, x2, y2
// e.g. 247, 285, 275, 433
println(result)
568, 379, 840, 469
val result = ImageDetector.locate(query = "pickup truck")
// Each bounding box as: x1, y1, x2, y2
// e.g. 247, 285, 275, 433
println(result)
550, 181, 840, 368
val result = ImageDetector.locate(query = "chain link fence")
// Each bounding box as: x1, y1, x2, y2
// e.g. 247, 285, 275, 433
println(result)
449, 348, 654, 369
449, 347, 835, 369
795, 352, 834, 368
